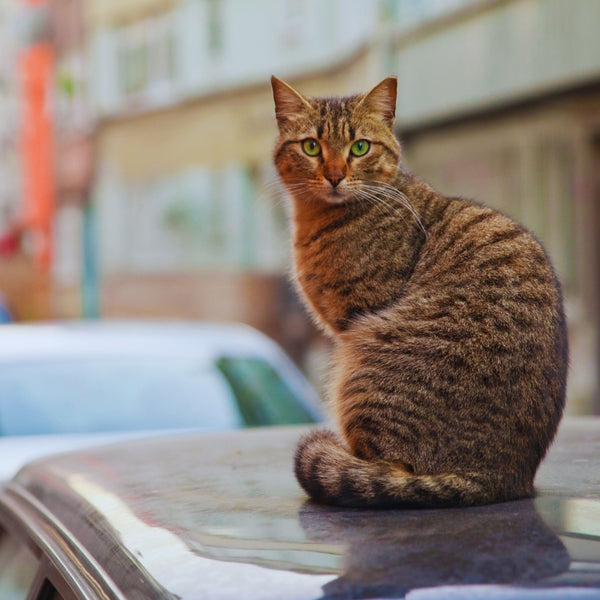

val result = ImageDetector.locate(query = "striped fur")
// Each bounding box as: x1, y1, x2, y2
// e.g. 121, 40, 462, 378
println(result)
271, 76, 568, 508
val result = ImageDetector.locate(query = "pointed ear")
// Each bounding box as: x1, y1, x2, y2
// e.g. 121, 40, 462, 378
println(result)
271, 76, 312, 128
359, 77, 397, 125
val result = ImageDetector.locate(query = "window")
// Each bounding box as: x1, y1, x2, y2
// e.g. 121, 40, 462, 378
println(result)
216, 357, 316, 426
38, 580, 66, 600
0, 355, 316, 436
534, 139, 576, 291
206, 0, 223, 55
117, 21, 148, 96
148, 13, 175, 90
116, 11, 175, 99
0, 530, 39, 600
0, 359, 244, 435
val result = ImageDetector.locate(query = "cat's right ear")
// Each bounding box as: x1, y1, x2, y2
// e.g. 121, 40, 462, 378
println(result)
271, 76, 311, 129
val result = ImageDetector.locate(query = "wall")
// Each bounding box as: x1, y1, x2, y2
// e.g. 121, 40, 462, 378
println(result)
393, 0, 600, 127
402, 91, 600, 413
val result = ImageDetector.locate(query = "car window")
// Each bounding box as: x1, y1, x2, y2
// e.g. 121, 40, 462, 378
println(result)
37, 581, 66, 600
0, 530, 39, 600
0, 360, 244, 435
216, 357, 316, 426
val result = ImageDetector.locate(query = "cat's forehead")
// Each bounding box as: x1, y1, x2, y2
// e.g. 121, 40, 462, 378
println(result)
304, 94, 366, 139
311, 94, 362, 119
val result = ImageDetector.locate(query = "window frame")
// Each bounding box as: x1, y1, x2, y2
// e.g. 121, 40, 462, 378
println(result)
0, 518, 40, 599
0, 514, 77, 600
0, 484, 123, 600
27, 561, 80, 600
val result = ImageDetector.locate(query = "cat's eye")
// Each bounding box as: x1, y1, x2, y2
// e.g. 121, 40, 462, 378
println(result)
302, 138, 321, 157
350, 140, 370, 157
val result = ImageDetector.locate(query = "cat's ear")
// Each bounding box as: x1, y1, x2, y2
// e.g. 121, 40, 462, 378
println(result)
359, 77, 397, 125
271, 76, 312, 129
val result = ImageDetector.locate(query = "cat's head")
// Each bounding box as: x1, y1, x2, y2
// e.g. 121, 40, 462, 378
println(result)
271, 76, 401, 205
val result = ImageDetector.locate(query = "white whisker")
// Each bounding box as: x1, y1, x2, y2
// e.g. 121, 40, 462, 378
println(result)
352, 188, 409, 225
361, 181, 427, 237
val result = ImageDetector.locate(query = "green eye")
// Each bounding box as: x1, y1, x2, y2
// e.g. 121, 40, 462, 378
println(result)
302, 138, 321, 157
350, 140, 370, 157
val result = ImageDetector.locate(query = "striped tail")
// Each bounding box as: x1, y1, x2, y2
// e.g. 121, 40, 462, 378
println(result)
294, 429, 514, 508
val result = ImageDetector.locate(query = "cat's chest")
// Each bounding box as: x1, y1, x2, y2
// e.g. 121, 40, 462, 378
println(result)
293, 217, 377, 285
292, 217, 418, 331
293, 210, 416, 279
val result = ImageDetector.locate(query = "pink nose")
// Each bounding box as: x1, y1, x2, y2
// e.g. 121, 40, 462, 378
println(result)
326, 173, 344, 188
324, 160, 347, 188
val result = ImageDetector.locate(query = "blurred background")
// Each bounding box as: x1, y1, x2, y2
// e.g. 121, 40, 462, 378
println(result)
0, 0, 598, 414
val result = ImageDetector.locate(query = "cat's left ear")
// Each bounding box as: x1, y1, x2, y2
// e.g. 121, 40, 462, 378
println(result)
359, 77, 397, 126
271, 76, 312, 129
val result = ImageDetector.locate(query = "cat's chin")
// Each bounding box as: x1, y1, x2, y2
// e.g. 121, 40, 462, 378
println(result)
322, 193, 350, 205
318, 188, 356, 206
285, 184, 355, 206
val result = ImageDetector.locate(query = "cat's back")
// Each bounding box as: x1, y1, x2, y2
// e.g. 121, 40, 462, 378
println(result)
341, 190, 568, 424
334, 178, 565, 335
332, 191, 567, 480
406, 195, 564, 329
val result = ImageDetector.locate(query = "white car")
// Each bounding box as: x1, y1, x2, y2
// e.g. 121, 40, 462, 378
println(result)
0, 420, 599, 599
0, 320, 324, 479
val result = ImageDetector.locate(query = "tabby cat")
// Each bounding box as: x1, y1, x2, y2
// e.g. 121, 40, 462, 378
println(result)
271, 76, 568, 508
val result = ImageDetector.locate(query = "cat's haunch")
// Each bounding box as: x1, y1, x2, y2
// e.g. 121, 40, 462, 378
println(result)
272, 76, 568, 508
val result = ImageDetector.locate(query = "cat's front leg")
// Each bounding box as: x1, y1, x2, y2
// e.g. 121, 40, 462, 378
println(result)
328, 338, 417, 470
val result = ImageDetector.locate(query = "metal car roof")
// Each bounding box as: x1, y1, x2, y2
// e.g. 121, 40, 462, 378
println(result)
0, 320, 286, 362
4, 418, 600, 599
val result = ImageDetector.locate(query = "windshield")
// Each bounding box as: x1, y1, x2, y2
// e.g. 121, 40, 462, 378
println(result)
0, 359, 245, 436
0, 356, 316, 436
216, 356, 316, 426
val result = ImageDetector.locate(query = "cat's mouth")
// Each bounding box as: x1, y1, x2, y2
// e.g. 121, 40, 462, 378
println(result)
320, 183, 354, 205
326, 188, 344, 201
287, 180, 354, 205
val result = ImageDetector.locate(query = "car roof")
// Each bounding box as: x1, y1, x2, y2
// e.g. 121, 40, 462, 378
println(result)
5, 418, 600, 599
0, 320, 286, 362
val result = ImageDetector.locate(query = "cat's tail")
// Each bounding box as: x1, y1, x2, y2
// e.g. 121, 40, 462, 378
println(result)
294, 429, 510, 508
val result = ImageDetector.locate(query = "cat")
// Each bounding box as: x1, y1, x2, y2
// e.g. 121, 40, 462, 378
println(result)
271, 75, 568, 508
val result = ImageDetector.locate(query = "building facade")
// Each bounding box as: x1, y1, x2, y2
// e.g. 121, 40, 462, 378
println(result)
1, 0, 598, 411
0, 0, 54, 321
391, 0, 600, 412
85, 0, 383, 357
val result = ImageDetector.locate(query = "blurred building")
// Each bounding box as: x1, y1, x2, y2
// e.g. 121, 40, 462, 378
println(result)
0, 2, 20, 227
85, 0, 382, 358
390, 0, 600, 413
0, 0, 22, 314
1, 0, 598, 411
0, 0, 54, 320
0, 0, 95, 321
49, 0, 95, 318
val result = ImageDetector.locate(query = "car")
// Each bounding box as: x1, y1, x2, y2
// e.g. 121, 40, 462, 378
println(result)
0, 320, 324, 480
0, 418, 599, 599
